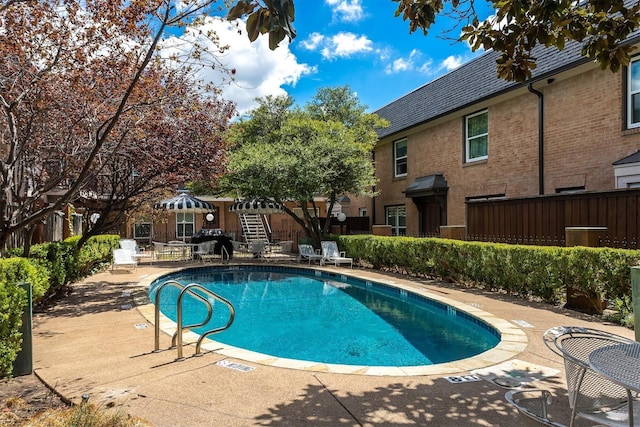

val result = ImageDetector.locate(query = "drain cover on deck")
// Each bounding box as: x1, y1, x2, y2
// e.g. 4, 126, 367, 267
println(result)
445, 374, 482, 384
215, 360, 255, 372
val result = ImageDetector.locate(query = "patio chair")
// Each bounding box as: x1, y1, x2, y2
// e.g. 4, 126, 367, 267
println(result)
152, 241, 172, 260
120, 239, 153, 264
505, 389, 566, 427
320, 241, 353, 268
193, 241, 213, 263
248, 240, 268, 261
112, 248, 137, 271
543, 326, 640, 427
232, 241, 250, 258
298, 244, 323, 264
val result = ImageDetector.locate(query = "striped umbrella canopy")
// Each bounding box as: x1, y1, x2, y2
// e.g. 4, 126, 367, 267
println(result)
154, 193, 215, 213
229, 198, 284, 215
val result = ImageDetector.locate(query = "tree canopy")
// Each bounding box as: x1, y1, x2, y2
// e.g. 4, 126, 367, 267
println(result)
0, 0, 236, 253
227, 0, 640, 82
223, 87, 388, 247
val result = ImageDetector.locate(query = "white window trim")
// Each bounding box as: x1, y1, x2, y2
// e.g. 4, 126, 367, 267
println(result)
394, 139, 408, 178
385, 205, 406, 236
628, 56, 640, 129
133, 222, 151, 239
176, 213, 195, 238
465, 110, 488, 162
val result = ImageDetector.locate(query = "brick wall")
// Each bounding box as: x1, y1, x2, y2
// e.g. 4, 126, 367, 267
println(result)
373, 64, 640, 235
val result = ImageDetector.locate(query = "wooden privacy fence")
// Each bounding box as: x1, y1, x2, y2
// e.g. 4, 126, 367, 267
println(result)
466, 188, 640, 249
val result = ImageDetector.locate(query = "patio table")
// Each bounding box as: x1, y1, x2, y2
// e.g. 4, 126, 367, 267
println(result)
589, 342, 640, 426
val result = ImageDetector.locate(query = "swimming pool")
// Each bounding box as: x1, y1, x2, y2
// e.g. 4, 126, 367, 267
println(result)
149, 265, 503, 369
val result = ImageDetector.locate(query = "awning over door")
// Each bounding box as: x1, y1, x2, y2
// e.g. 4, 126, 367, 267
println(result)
404, 174, 448, 198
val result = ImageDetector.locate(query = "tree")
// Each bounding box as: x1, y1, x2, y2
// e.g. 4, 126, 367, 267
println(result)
226, 0, 640, 82
0, 0, 235, 254
223, 87, 388, 248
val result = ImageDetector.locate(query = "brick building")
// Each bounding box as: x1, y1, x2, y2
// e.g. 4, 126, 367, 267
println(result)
366, 36, 640, 237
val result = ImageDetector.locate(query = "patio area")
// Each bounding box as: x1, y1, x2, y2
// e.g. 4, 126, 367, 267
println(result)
29, 260, 634, 426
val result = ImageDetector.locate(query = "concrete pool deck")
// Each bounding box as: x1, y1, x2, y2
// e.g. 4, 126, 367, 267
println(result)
31, 260, 634, 426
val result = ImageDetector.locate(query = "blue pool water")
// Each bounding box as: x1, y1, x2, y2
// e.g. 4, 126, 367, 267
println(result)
149, 266, 500, 366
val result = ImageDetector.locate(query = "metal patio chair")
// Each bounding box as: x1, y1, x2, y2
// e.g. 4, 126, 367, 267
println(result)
543, 326, 640, 427
505, 389, 566, 426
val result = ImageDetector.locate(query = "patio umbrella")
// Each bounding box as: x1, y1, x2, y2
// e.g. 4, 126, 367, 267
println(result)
229, 198, 284, 214
154, 192, 215, 213
154, 193, 216, 242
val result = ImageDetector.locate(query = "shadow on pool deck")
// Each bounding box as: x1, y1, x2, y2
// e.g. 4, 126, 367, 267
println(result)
31, 260, 630, 426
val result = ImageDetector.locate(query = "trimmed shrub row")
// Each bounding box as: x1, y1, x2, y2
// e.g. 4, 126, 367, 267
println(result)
339, 235, 640, 308
0, 235, 119, 377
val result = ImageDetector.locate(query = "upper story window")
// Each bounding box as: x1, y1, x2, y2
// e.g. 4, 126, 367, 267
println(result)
628, 57, 640, 129
394, 139, 407, 177
465, 110, 488, 162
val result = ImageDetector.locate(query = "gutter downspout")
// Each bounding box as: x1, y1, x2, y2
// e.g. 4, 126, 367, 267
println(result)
371, 150, 376, 229
528, 83, 545, 195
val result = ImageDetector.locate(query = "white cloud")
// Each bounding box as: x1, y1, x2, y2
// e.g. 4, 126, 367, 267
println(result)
385, 57, 412, 74
385, 49, 430, 74
300, 32, 325, 50
317, 32, 373, 60
383, 49, 466, 76
441, 55, 464, 71
325, 0, 363, 22
161, 17, 315, 116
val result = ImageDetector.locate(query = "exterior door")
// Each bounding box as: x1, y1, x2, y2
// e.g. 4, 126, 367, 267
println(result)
418, 198, 445, 236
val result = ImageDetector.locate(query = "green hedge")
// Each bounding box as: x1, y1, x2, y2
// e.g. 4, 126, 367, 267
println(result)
339, 235, 640, 308
0, 234, 119, 377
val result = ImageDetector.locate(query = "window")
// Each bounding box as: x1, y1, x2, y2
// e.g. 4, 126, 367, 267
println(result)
465, 110, 488, 162
134, 222, 151, 239
394, 139, 407, 177
176, 213, 194, 238
359, 208, 367, 217
385, 205, 406, 236
628, 57, 640, 128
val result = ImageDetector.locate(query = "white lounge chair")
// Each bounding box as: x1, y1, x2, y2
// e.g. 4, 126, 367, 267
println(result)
320, 241, 353, 268
112, 249, 137, 271
298, 244, 323, 264
120, 239, 153, 264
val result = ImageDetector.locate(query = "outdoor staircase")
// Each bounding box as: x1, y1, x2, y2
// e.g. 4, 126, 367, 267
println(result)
239, 213, 270, 242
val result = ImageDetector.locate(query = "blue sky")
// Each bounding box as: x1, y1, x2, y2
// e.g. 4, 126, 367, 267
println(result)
282, 1, 488, 112
170, 1, 495, 116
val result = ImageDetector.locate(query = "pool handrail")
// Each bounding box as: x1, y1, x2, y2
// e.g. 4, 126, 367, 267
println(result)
153, 280, 235, 359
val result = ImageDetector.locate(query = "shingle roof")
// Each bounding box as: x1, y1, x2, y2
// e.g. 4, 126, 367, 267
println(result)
613, 150, 640, 165
374, 35, 638, 139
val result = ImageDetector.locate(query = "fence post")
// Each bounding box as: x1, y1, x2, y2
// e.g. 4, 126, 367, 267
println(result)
632, 267, 640, 342
12, 282, 33, 376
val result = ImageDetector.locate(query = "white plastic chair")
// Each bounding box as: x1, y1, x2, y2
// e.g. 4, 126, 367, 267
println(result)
320, 241, 353, 268
298, 244, 323, 264
112, 249, 137, 270
248, 240, 267, 260
193, 241, 213, 263
120, 239, 152, 263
